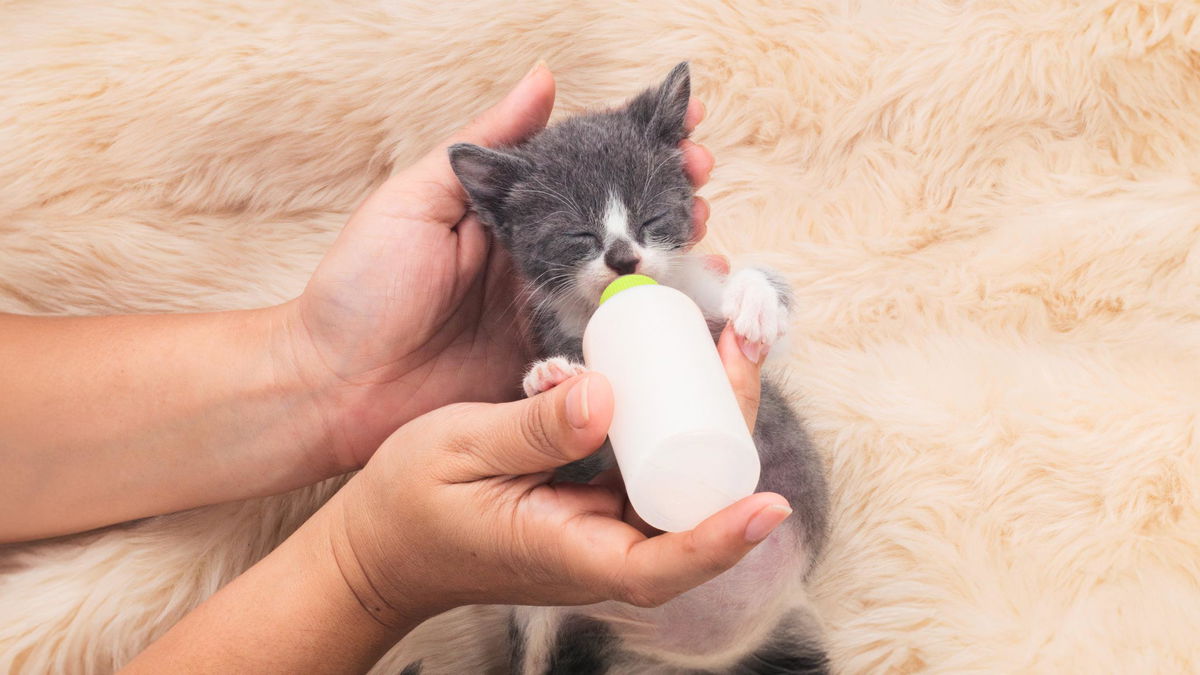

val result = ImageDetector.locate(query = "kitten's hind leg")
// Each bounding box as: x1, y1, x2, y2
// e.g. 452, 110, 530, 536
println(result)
732, 606, 830, 675
523, 356, 587, 397
510, 608, 617, 675
513, 522, 823, 674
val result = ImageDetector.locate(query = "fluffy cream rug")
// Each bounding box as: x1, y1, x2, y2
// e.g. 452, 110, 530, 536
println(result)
3, 0, 1200, 672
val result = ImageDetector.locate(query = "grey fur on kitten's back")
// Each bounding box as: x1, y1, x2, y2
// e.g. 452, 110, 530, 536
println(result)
449, 63, 830, 674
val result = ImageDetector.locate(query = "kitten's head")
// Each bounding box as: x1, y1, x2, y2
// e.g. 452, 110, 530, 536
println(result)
449, 62, 695, 307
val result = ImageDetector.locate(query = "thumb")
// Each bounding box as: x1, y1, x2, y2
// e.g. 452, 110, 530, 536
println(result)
458, 374, 613, 478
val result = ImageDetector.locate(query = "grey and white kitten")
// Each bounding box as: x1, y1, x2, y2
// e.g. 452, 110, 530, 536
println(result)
448, 63, 830, 675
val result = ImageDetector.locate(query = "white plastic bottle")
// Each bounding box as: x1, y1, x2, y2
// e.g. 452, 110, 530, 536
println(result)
582, 274, 761, 532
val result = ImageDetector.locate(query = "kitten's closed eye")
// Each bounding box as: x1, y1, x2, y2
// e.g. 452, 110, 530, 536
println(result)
639, 213, 667, 233
569, 232, 601, 246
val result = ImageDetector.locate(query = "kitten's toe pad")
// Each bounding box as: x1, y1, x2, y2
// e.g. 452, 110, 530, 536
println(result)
523, 357, 588, 398
722, 269, 790, 346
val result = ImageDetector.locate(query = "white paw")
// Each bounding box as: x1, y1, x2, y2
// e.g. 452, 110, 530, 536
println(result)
721, 269, 790, 346
522, 357, 587, 398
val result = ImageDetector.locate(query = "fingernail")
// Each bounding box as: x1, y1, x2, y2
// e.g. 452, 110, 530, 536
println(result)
524, 59, 548, 81
744, 504, 792, 543
739, 337, 763, 364
503, 61, 546, 105
565, 375, 591, 429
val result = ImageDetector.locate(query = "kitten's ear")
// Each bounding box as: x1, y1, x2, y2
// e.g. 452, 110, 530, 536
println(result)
627, 61, 691, 145
448, 143, 530, 226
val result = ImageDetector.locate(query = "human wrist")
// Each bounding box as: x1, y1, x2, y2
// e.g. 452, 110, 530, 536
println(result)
319, 482, 444, 633
268, 298, 384, 474
125, 484, 412, 672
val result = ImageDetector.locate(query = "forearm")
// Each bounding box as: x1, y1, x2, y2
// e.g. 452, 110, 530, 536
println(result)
121, 492, 410, 673
0, 302, 340, 542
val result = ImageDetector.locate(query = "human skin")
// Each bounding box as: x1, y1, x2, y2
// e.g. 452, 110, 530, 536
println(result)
123, 330, 790, 673
4, 61, 786, 672
0, 64, 717, 542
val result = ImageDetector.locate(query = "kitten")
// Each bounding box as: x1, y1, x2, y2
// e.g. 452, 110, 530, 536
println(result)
448, 63, 830, 674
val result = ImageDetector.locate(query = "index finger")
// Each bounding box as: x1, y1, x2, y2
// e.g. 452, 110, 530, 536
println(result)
716, 322, 764, 431
562, 492, 792, 607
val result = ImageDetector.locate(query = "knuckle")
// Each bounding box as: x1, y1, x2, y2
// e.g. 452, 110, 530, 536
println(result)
519, 398, 560, 457
620, 582, 658, 608
627, 584, 670, 608
612, 567, 673, 608
683, 531, 727, 574
430, 403, 487, 453
699, 549, 730, 577
699, 545, 735, 579
742, 383, 762, 405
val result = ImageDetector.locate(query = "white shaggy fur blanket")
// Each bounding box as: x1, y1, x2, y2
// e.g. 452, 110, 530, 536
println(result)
3, 1, 1200, 672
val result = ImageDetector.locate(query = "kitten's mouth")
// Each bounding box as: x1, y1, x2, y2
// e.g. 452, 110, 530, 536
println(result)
578, 270, 622, 306
578, 286, 608, 308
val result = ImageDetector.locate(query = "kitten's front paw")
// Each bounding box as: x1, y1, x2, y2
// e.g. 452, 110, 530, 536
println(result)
522, 357, 588, 398
721, 268, 791, 349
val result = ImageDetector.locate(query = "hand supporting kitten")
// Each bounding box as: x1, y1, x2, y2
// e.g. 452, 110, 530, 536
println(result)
449, 62, 829, 674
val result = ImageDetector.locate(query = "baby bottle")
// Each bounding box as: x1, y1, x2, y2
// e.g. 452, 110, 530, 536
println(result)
582, 274, 761, 532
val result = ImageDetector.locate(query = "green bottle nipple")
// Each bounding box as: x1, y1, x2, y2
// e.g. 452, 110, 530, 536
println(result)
599, 274, 659, 305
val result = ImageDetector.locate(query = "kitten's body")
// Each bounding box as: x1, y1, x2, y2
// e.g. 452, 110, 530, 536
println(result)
449, 63, 829, 674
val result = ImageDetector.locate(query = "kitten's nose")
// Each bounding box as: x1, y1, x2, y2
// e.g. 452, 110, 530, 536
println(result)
604, 245, 641, 276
